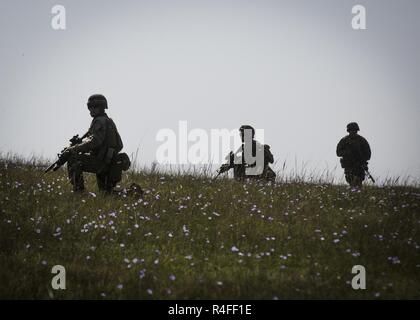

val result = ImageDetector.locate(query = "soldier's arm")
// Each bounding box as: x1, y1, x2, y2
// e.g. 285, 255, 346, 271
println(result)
71, 118, 107, 153
362, 138, 371, 161
336, 139, 345, 157
264, 145, 274, 164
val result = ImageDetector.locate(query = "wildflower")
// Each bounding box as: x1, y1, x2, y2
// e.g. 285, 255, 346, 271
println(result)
388, 256, 401, 264
231, 246, 239, 252
139, 269, 146, 279
116, 284, 123, 290
169, 275, 176, 281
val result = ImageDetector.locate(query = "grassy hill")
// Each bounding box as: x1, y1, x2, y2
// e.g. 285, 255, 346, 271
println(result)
0, 156, 419, 299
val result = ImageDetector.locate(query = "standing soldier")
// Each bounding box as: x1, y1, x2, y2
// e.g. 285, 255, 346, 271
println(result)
336, 122, 371, 189
65, 94, 130, 193
218, 125, 276, 182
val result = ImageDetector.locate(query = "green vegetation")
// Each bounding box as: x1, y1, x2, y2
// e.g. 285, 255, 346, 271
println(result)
0, 156, 419, 299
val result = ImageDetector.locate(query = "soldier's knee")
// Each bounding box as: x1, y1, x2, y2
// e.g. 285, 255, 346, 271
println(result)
68, 160, 83, 178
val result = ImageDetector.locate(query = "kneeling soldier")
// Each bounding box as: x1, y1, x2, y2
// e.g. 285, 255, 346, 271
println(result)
218, 125, 276, 182
66, 94, 130, 193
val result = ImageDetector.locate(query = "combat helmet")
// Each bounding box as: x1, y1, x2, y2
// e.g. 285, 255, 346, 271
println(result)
87, 94, 108, 109
346, 122, 360, 132
239, 125, 255, 138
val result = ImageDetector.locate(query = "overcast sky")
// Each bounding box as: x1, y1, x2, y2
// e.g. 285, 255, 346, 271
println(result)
0, 0, 419, 183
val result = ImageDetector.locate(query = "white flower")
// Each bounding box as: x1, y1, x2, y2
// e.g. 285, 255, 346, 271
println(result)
231, 246, 239, 252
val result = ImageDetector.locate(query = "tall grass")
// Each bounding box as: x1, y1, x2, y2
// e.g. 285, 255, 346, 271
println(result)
1, 154, 419, 299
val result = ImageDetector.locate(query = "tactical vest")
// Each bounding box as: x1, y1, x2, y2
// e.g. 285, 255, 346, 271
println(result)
91, 115, 123, 163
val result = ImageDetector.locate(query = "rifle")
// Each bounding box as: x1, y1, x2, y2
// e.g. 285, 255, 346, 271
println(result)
213, 163, 232, 180
44, 134, 84, 173
364, 164, 375, 183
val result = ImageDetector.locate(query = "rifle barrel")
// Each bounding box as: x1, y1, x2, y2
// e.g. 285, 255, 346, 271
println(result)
44, 162, 56, 173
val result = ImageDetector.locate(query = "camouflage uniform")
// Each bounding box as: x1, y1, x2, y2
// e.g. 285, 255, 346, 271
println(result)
228, 140, 276, 182
67, 113, 124, 192
336, 132, 371, 188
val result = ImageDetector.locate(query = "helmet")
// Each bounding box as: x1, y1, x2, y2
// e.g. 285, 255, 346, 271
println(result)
87, 94, 108, 109
239, 125, 255, 138
346, 122, 360, 132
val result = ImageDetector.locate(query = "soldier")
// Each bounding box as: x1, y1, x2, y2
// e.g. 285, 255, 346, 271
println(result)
336, 122, 371, 189
218, 125, 276, 182
66, 94, 130, 193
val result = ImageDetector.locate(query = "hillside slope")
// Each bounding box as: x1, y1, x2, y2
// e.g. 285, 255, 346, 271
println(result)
1, 158, 419, 299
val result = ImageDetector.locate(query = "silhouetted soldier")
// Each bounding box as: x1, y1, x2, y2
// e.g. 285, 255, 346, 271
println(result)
218, 125, 276, 182
66, 94, 130, 193
336, 122, 371, 189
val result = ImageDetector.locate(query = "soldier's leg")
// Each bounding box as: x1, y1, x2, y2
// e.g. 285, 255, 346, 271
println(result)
354, 167, 366, 189
234, 165, 246, 181
67, 155, 85, 192
265, 167, 276, 183
68, 154, 106, 192
346, 167, 364, 189
96, 171, 115, 193
344, 168, 357, 188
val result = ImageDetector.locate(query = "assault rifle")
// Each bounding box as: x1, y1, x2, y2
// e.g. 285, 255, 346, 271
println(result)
44, 134, 84, 173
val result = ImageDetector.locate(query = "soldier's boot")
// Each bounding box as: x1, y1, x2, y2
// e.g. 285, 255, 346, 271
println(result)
349, 175, 362, 191
67, 160, 85, 192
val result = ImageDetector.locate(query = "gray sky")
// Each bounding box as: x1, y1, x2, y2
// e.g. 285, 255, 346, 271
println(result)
0, 0, 419, 182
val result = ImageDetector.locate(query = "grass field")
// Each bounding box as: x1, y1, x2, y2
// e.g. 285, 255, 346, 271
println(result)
0, 156, 419, 299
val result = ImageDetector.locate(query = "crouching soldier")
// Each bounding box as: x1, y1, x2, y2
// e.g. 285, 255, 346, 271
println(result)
218, 125, 276, 182
66, 94, 130, 193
